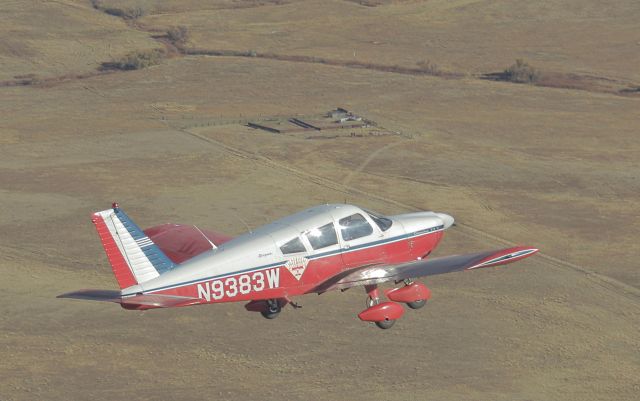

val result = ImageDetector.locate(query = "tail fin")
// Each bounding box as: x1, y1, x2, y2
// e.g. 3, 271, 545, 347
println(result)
92, 203, 176, 289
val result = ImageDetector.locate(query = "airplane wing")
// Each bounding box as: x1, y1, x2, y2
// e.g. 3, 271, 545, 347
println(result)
314, 246, 538, 293
143, 224, 234, 264
57, 289, 201, 309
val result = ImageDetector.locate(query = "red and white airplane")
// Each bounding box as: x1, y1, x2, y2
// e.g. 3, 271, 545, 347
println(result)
59, 203, 538, 329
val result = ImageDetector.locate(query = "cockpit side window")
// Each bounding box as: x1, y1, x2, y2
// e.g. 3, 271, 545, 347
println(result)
365, 209, 393, 232
339, 213, 373, 241
280, 237, 306, 254
305, 222, 338, 250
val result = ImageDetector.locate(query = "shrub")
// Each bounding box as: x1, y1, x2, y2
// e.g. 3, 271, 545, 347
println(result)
503, 59, 540, 83
104, 6, 144, 19
102, 49, 164, 71
620, 85, 640, 94
346, 0, 388, 6
91, 1, 145, 19
120, 6, 145, 19
167, 26, 189, 45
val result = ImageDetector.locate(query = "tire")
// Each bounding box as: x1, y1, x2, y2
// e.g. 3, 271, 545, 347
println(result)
260, 300, 281, 319
407, 299, 427, 310
260, 309, 280, 319
375, 319, 396, 329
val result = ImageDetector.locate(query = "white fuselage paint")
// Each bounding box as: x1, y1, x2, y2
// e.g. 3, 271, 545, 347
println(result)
121, 205, 452, 298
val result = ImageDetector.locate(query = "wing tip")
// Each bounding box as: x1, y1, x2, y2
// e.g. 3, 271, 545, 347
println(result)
466, 246, 539, 270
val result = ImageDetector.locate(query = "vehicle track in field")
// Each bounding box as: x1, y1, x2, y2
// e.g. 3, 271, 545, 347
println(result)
177, 126, 640, 304
342, 140, 409, 187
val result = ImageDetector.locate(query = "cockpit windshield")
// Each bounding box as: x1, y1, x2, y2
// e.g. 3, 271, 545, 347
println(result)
364, 209, 393, 232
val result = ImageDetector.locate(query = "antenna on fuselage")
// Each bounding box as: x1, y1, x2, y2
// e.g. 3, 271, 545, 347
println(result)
194, 225, 217, 250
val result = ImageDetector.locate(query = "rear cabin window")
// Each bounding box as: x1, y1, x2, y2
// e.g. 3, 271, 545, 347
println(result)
339, 213, 373, 241
280, 237, 306, 254
305, 222, 338, 250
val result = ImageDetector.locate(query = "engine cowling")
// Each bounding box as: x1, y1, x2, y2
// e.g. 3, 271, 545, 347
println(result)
384, 282, 431, 303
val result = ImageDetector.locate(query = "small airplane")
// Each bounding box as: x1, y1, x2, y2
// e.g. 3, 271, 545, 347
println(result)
59, 203, 538, 329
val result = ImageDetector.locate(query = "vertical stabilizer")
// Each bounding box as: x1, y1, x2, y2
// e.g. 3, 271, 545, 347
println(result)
92, 203, 176, 289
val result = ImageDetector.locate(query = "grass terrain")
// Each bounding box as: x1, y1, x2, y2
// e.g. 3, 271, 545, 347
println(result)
1, 1, 639, 400
0, 0, 160, 83
140, 0, 640, 88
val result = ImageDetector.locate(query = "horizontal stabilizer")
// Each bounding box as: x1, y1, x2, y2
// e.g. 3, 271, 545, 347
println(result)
57, 289, 121, 302
144, 224, 233, 264
58, 289, 201, 310
120, 294, 201, 309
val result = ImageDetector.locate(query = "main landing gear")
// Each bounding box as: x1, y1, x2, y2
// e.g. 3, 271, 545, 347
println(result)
385, 279, 431, 310
359, 285, 405, 329
261, 299, 282, 319
245, 297, 301, 320
358, 281, 432, 329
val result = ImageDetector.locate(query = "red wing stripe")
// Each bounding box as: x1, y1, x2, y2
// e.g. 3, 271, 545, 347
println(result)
466, 248, 539, 270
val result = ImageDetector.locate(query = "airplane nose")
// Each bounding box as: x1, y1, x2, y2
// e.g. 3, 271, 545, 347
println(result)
436, 213, 455, 229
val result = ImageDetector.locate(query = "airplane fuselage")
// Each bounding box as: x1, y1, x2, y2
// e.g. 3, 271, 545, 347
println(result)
120, 205, 454, 304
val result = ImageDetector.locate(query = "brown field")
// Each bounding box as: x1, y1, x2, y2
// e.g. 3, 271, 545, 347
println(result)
1, 1, 638, 400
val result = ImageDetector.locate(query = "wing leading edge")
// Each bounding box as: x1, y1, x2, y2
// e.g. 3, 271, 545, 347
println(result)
314, 246, 538, 293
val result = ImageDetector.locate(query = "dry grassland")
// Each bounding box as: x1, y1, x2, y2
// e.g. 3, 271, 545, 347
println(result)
141, 0, 640, 88
1, 1, 639, 400
0, 0, 160, 83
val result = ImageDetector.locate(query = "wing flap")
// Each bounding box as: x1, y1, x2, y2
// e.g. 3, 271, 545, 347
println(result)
315, 246, 538, 292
